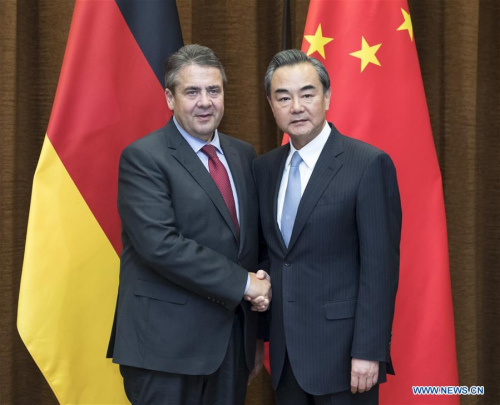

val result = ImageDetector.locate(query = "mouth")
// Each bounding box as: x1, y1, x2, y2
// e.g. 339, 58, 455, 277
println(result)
196, 113, 213, 121
290, 119, 308, 125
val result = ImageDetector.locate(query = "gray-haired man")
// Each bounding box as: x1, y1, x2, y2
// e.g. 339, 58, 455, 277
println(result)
254, 49, 401, 404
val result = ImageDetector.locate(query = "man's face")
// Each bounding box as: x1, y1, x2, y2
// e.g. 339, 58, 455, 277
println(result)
165, 64, 224, 142
268, 62, 331, 149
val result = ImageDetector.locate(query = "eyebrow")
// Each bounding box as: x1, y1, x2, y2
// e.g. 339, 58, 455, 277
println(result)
274, 84, 317, 94
300, 85, 316, 92
183, 85, 221, 92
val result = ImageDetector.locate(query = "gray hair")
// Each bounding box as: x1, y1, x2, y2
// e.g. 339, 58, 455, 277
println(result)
165, 44, 227, 93
264, 49, 331, 97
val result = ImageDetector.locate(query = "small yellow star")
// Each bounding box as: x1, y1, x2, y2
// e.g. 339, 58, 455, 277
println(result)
349, 37, 382, 72
397, 8, 413, 41
304, 24, 334, 59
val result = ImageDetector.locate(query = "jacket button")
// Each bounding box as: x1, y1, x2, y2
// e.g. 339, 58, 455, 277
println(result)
284, 261, 291, 267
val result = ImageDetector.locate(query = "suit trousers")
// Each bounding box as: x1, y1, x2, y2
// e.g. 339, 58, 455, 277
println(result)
275, 350, 379, 405
120, 309, 249, 405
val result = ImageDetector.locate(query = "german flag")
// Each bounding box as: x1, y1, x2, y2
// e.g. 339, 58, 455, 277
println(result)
17, 1, 182, 403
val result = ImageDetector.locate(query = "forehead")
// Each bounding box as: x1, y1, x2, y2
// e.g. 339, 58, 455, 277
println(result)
271, 63, 320, 92
176, 64, 223, 88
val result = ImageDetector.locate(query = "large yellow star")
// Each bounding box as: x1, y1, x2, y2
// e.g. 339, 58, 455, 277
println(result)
349, 37, 382, 72
397, 8, 413, 41
304, 24, 333, 59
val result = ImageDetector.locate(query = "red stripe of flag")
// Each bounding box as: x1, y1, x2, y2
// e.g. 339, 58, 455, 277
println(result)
48, 0, 181, 254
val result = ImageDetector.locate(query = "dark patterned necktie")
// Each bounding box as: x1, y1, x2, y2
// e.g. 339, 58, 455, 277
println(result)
201, 145, 240, 235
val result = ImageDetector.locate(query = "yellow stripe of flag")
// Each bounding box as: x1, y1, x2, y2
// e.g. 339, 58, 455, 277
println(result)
18, 135, 127, 404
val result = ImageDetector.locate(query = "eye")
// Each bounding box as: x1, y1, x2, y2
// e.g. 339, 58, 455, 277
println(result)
209, 88, 221, 95
303, 94, 314, 99
186, 90, 198, 96
278, 96, 290, 102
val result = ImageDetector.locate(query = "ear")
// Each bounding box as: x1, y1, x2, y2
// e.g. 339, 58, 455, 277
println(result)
165, 88, 175, 111
324, 88, 332, 111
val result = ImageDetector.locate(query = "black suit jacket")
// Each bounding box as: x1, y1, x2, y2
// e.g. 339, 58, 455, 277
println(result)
253, 123, 402, 395
107, 118, 260, 375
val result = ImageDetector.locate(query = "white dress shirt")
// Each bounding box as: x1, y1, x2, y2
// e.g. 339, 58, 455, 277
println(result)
277, 121, 330, 228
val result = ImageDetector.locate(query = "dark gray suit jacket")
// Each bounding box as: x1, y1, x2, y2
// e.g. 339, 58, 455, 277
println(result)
253, 123, 402, 395
107, 118, 260, 376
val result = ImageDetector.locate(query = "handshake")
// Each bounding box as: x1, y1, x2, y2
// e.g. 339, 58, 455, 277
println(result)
244, 270, 271, 312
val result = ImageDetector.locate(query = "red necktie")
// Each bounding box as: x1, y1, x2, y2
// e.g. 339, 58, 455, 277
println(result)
201, 145, 240, 235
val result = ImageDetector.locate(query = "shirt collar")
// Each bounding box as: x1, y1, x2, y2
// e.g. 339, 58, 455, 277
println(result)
288, 121, 330, 170
173, 116, 222, 154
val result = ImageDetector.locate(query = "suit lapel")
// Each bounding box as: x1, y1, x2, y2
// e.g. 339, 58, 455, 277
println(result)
271, 145, 290, 255
164, 121, 239, 243
287, 126, 344, 252
220, 135, 245, 253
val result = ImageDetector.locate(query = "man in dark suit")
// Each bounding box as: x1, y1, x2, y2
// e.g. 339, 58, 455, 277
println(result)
253, 50, 402, 404
107, 44, 271, 405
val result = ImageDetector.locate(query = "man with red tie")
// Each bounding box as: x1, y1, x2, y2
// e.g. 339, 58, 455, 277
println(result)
107, 44, 270, 404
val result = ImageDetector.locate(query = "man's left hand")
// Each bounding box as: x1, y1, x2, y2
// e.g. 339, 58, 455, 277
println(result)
350, 358, 379, 394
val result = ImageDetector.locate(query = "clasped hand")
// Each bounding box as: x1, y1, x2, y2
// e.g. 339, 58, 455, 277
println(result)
244, 270, 271, 312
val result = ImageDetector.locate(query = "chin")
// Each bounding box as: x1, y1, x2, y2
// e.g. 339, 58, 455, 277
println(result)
289, 130, 309, 138
196, 125, 214, 133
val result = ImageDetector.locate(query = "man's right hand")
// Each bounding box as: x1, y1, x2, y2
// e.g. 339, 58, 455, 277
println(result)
244, 270, 271, 312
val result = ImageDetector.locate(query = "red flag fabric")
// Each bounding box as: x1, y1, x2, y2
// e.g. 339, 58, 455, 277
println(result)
289, 1, 458, 403
265, 0, 459, 403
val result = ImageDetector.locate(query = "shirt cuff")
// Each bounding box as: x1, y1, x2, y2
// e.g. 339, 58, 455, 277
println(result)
244, 274, 250, 295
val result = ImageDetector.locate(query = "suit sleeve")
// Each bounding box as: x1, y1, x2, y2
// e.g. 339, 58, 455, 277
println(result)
117, 144, 248, 311
351, 152, 402, 363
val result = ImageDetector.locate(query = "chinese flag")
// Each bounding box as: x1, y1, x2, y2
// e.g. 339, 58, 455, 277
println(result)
17, 1, 182, 403
296, 0, 459, 403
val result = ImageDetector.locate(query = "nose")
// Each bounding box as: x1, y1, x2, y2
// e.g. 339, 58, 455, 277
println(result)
291, 96, 303, 114
197, 91, 211, 108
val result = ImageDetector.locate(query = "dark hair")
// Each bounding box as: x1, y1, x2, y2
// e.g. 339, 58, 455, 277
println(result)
264, 49, 330, 96
165, 44, 227, 93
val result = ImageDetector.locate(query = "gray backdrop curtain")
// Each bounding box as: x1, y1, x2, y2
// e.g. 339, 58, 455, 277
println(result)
1, 0, 498, 404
